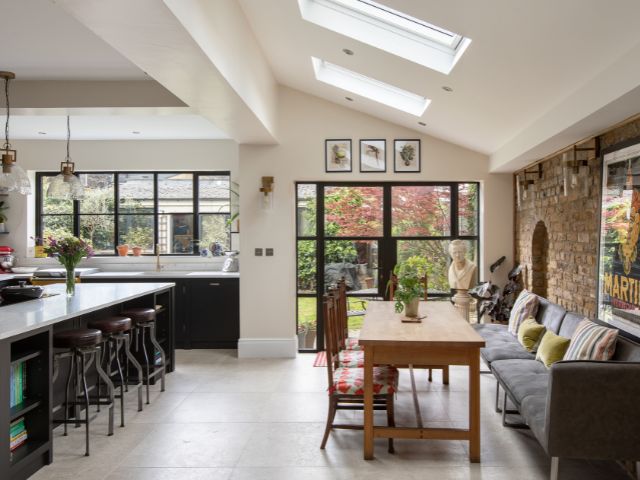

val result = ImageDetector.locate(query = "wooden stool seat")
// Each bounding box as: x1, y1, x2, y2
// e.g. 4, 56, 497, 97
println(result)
54, 329, 102, 349
121, 308, 156, 324
88, 316, 132, 335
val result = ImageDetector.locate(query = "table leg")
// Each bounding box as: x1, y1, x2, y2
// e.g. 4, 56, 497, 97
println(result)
469, 349, 481, 462
364, 345, 374, 460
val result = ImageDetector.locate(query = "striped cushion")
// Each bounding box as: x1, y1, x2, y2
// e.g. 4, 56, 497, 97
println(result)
508, 290, 540, 336
563, 319, 618, 361
330, 366, 398, 396
345, 337, 362, 351
338, 349, 364, 368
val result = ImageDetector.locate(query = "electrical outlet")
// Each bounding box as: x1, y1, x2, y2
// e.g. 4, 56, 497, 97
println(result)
255, 248, 263, 256
265, 248, 274, 256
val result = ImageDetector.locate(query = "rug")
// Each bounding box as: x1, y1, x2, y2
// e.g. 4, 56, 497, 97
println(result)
313, 350, 327, 367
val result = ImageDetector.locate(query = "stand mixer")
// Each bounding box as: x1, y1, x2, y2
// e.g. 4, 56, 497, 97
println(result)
0, 246, 15, 273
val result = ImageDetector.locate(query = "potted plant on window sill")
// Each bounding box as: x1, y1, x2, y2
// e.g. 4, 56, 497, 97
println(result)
390, 256, 430, 317
0, 200, 8, 233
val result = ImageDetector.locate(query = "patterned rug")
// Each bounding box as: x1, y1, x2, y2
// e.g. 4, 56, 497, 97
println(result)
313, 350, 327, 367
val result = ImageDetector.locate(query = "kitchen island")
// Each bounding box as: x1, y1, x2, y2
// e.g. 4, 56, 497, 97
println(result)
0, 282, 175, 480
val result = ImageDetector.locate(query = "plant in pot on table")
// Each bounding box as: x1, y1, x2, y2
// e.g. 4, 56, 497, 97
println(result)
390, 256, 430, 317
43, 235, 94, 296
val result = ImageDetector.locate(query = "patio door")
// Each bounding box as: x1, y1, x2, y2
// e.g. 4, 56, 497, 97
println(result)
296, 182, 479, 352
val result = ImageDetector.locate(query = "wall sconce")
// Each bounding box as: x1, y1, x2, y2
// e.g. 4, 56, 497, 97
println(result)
516, 165, 541, 207
562, 144, 592, 196
260, 176, 274, 210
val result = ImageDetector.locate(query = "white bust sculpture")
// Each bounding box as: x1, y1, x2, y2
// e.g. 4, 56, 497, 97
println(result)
448, 240, 477, 290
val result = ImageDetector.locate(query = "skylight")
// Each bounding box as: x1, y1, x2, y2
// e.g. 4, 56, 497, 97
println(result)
298, 0, 471, 74
312, 57, 430, 116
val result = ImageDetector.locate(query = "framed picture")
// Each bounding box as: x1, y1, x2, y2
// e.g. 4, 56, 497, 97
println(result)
359, 139, 386, 172
598, 136, 640, 336
394, 139, 421, 173
325, 139, 352, 172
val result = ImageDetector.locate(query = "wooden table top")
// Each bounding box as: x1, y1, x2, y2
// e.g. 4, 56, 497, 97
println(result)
358, 301, 485, 348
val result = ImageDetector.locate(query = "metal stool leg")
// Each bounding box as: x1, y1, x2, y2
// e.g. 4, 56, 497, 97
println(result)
63, 351, 75, 437
123, 332, 143, 412
140, 327, 150, 404
149, 323, 166, 392
113, 337, 126, 427
79, 351, 91, 456
94, 346, 115, 436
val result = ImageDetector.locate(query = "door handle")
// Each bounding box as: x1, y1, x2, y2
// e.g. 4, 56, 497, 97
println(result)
209, 282, 221, 286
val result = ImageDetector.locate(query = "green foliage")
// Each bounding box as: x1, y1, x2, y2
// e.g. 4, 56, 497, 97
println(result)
297, 240, 316, 292
122, 226, 154, 249
0, 201, 7, 223
391, 256, 431, 313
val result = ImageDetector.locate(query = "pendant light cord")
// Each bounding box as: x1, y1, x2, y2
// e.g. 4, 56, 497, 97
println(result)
66, 115, 71, 161
3, 75, 9, 149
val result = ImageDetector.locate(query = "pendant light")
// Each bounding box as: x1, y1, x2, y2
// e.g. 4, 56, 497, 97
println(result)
0, 71, 31, 195
47, 116, 84, 200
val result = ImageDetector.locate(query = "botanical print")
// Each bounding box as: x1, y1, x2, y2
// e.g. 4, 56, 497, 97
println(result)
360, 139, 386, 172
326, 139, 352, 172
394, 140, 420, 172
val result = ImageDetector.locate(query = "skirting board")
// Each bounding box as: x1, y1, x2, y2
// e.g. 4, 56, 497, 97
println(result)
238, 336, 298, 358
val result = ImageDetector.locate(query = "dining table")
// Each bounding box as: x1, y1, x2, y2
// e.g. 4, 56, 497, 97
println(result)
359, 300, 485, 461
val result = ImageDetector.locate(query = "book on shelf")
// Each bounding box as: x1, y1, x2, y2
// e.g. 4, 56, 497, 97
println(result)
9, 362, 27, 407
9, 417, 27, 451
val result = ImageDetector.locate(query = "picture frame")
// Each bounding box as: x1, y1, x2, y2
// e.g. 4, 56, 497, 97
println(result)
394, 139, 421, 173
359, 139, 386, 172
325, 139, 352, 172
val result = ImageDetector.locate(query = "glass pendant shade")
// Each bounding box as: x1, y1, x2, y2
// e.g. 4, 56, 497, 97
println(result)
47, 116, 84, 200
1, 71, 31, 195
47, 170, 85, 200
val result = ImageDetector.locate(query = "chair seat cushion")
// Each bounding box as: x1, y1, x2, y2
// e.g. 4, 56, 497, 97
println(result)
339, 349, 364, 368
54, 329, 102, 348
345, 337, 362, 351
121, 307, 156, 324
88, 316, 132, 334
331, 366, 398, 395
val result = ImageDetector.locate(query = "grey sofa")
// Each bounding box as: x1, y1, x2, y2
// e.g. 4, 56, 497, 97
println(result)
473, 295, 640, 479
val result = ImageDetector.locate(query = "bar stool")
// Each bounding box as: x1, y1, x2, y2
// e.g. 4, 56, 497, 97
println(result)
121, 307, 166, 404
53, 328, 114, 456
88, 316, 144, 427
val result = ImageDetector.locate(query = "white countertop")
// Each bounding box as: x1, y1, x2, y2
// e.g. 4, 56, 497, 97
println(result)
84, 271, 239, 279
0, 282, 174, 341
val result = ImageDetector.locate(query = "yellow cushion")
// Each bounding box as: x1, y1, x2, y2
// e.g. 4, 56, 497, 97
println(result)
517, 318, 546, 352
536, 331, 570, 368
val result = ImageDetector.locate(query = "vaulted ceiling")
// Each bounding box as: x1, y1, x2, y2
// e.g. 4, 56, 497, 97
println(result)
3, 0, 640, 171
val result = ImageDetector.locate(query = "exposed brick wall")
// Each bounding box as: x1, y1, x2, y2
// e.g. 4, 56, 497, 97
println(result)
515, 117, 640, 318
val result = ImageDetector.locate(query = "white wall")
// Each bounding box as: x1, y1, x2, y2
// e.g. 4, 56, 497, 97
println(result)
4, 139, 238, 260
238, 87, 513, 358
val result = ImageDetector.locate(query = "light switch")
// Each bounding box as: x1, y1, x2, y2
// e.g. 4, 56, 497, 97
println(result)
255, 248, 263, 256
265, 248, 274, 256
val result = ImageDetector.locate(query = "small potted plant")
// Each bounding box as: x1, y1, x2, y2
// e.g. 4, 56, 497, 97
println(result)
390, 256, 430, 317
0, 201, 8, 233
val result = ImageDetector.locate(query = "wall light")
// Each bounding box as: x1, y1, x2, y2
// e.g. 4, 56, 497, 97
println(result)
260, 176, 274, 210
516, 165, 541, 208
562, 144, 591, 197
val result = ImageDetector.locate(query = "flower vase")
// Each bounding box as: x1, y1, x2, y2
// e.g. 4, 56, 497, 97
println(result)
403, 297, 420, 317
65, 266, 76, 297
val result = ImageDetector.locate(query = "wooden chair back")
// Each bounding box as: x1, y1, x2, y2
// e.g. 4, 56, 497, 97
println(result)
322, 293, 340, 385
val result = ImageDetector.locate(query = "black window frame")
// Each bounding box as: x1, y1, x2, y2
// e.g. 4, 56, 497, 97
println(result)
295, 180, 480, 352
35, 170, 232, 256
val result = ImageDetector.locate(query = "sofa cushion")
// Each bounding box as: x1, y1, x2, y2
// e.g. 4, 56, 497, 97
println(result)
536, 297, 566, 334
474, 323, 536, 365
520, 395, 548, 451
481, 344, 536, 365
558, 311, 584, 338
612, 336, 640, 361
536, 331, 570, 368
492, 359, 549, 406
564, 319, 618, 361
517, 318, 546, 352
508, 290, 540, 335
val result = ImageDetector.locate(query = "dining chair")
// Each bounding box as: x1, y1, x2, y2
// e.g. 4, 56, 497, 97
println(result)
320, 293, 397, 452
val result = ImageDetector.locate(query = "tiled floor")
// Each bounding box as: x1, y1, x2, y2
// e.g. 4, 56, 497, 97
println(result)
31, 350, 630, 480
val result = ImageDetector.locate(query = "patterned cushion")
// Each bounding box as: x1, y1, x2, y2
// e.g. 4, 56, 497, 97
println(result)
331, 366, 398, 395
563, 319, 618, 361
339, 349, 364, 368
345, 337, 362, 351
508, 290, 540, 336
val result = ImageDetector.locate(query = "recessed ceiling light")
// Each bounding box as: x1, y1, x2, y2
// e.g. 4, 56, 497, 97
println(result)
442, 86, 453, 92
312, 57, 430, 116
342, 48, 354, 55
132, 131, 141, 134
38, 131, 46, 135
418, 121, 426, 126
345, 96, 354, 101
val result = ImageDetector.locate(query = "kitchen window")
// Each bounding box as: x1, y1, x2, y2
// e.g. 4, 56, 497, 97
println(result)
35, 171, 236, 256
